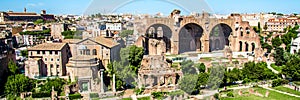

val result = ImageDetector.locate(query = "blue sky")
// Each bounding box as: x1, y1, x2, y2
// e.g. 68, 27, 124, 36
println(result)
0, 0, 299, 15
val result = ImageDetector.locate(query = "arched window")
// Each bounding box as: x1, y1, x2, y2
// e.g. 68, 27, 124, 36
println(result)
251, 43, 255, 51
246, 27, 250, 34
239, 41, 243, 51
86, 49, 90, 55
240, 27, 244, 36
245, 42, 249, 52
93, 49, 97, 55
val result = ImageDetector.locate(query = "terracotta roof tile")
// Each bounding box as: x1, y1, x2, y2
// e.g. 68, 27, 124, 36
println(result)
90, 37, 119, 48
28, 43, 67, 51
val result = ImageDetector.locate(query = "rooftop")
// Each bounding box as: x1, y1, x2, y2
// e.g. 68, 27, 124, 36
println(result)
62, 39, 81, 44
90, 36, 119, 48
28, 43, 67, 51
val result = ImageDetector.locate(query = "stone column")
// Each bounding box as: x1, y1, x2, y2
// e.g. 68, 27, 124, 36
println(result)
172, 76, 176, 85
164, 76, 168, 86
100, 69, 104, 93
113, 74, 116, 93
157, 76, 161, 87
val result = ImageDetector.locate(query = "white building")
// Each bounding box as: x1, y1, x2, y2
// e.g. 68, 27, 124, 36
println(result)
290, 34, 300, 54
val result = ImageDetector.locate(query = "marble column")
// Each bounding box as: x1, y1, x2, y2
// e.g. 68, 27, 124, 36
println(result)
113, 74, 116, 93
100, 69, 104, 93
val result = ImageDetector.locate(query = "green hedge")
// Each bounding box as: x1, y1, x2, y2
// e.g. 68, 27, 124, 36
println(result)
32, 92, 51, 98
89, 93, 99, 98
69, 93, 82, 100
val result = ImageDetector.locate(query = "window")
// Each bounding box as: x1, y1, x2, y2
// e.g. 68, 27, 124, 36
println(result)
55, 51, 58, 55
57, 59, 59, 61
30, 51, 32, 56
37, 51, 40, 54
45, 64, 47, 68
86, 49, 90, 55
49, 51, 52, 54
50, 64, 53, 68
42, 51, 45, 54
51, 58, 53, 61
93, 49, 97, 55
56, 65, 59, 68
45, 58, 47, 61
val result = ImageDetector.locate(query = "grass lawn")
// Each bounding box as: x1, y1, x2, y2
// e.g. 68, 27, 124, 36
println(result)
273, 86, 300, 96
220, 87, 300, 100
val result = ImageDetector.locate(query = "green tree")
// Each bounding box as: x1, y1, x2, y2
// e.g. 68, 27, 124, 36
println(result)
194, 63, 206, 73
180, 60, 197, 75
273, 47, 285, 66
179, 74, 198, 94
271, 36, 283, 48
4, 74, 34, 96
40, 78, 66, 94
224, 68, 242, 84
20, 50, 28, 58
120, 30, 134, 38
106, 61, 126, 90
195, 72, 209, 90
8, 60, 18, 75
261, 43, 273, 53
120, 45, 144, 73
206, 65, 225, 90
242, 62, 277, 81
282, 54, 300, 80
34, 19, 44, 25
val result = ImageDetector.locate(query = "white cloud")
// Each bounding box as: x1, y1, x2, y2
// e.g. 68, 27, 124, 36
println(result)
27, 3, 37, 7
26, 2, 44, 7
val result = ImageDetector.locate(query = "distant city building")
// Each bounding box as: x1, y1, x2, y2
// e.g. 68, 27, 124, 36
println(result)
25, 43, 70, 78
266, 17, 300, 32
290, 34, 300, 54
0, 9, 55, 23
51, 23, 65, 39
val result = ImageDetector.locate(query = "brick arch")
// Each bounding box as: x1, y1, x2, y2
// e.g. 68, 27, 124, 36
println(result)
178, 23, 204, 53
144, 23, 173, 54
145, 23, 173, 38
209, 23, 233, 52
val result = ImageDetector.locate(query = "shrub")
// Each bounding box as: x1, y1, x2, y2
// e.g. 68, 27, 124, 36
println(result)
90, 93, 99, 98
214, 93, 219, 99
68, 93, 82, 99
272, 79, 288, 87
227, 92, 234, 97
134, 87, 145, 95
151, 92, 167, 99
32, 92, 51, 98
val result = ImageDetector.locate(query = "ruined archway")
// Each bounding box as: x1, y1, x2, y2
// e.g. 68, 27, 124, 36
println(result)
144, 24, 172, 54
209, 23, 233, 52
178, 23, 204, 54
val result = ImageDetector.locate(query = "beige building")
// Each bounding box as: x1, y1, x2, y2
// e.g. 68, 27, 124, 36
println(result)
266, 17, 300, 32
51, 23, 65, 39
63, 36, 121, 68
25, 43, 70, 78
66, 55, 102, 93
